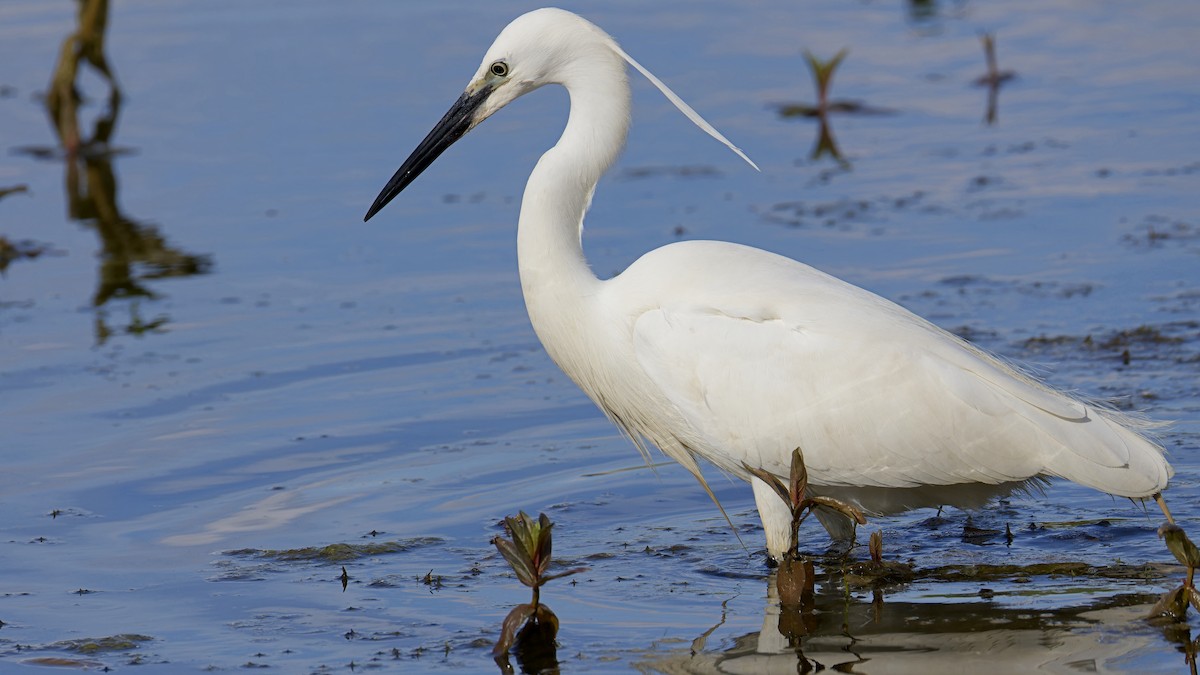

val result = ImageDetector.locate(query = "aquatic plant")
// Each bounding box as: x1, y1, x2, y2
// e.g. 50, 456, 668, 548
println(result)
226, 538, 439, 562
744, 448, 865, 612
805, 49, 848, 114
491, 512, 586, 662
743, 447, 866, 560
1150, 523, 1200, 620
845, 529, 916, 588
776, 49, 856, 119
773, 48, 893, 164
972, 32, 1016, 125
972, 32, 1016, 88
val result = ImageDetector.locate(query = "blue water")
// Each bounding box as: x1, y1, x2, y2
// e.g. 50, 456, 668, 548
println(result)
0, 0, 1197, 671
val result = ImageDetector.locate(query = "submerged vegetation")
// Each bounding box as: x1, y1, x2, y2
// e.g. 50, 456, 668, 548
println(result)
844, 530, 917, 587
13, 635, 155, 670
226, 538, 442, 563
48, 634, 153, 654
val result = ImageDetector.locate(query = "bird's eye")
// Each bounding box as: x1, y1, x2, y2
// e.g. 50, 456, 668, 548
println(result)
489, 61, 510, 77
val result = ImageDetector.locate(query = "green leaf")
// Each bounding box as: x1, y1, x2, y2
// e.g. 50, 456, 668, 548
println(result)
802, 51, 821, 79
506, 512, 538, 558
493, 536, 538, 588
803, 48, 849, 109
826, 49, 849, 79
803, 49, 848, 90
1158, 523, 1200, 568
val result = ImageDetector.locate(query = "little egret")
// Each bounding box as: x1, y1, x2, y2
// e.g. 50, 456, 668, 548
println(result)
364, 8, 1172, 561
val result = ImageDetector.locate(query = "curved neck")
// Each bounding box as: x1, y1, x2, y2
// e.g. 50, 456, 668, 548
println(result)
517, 62, 631, 317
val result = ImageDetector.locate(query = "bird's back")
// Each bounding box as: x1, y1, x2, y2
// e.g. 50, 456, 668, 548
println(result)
587, 240, 1171, 511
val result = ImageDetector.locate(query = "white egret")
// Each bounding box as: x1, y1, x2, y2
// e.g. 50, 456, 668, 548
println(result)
364, 8, 1172, 561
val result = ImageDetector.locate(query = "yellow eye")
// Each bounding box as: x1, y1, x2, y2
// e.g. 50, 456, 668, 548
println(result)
489, 61, 510, 77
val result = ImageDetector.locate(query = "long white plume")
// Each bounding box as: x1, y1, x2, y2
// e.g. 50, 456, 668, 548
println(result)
608, 42, 760, 172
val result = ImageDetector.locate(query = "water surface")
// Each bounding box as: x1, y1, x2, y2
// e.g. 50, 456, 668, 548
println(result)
0, 0, 1198, 672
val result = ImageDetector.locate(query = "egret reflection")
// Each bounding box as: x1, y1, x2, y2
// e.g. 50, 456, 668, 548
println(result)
636, 567, 1171, 674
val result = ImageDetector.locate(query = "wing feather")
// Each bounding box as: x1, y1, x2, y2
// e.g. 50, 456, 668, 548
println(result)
628, 288, 1166, 499
607, 241, 1168, 508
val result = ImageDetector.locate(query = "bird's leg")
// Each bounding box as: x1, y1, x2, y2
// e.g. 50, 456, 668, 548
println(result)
751, 477, 795, 565
1155, 492, 1176, 525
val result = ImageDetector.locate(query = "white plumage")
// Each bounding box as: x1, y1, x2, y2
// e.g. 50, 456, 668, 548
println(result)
365, 8, 1172, 560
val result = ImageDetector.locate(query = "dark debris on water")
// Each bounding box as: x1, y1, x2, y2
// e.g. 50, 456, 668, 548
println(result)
1121, 215, 1200, 250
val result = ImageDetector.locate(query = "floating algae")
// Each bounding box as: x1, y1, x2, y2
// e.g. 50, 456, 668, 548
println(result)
226, 537, 442, 563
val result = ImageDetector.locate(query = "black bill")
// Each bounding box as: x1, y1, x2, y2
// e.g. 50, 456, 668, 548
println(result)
364, 84, 493, 222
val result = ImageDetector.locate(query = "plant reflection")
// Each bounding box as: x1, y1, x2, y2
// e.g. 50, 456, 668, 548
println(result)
972, 32, 1016, 126
0, 237, 59, 275
637, 557, 1180, 673
809, 114, 845, 167
16, 0, 211, 344
775, 50, 894, 169
1157, 622, 1200, 675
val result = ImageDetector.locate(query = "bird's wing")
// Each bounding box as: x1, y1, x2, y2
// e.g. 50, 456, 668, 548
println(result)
629, 294, 1160, 495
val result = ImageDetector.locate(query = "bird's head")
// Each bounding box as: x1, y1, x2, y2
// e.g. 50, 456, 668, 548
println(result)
468, 8, 623, 123
363, 8, 756, 222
